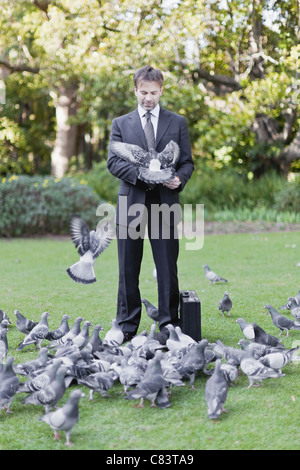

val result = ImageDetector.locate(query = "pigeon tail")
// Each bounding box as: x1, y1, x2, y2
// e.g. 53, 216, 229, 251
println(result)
66, 260, 96, 284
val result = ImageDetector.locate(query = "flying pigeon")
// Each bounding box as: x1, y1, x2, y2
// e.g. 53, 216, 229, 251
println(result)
252, 322, 284, 348
240, 353, 285, 389
15, 310, 38, 335
203, 264, 228, 285
0, 356, 20, 413
235, 318, 255, 341
264, 304, 300, 336
141, 299, 159, 323
39, 389, 85, 446
103, 319, 124, 347
109, 140, 180, 185
67, 213, 115, 284
45, 315, 70, 341
218, 291, 232, 317
22, 365, 68, 413
17, 312, 50, 351
205, 359, 228, 420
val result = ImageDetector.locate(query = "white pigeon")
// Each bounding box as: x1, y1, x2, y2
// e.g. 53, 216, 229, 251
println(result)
109, 140, 180, 184
67, 210, 115, 284
103, 319, 124, 347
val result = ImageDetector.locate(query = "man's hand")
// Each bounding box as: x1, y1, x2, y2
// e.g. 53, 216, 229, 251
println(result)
163, 176, 181, 190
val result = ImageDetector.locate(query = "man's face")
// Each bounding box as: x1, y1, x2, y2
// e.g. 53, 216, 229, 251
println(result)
134, 80, 163, 111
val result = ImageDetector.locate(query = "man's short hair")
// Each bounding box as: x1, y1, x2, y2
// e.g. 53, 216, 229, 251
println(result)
133, 66, 164, 88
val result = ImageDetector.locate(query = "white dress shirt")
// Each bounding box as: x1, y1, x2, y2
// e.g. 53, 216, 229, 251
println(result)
138, 104, 160, 139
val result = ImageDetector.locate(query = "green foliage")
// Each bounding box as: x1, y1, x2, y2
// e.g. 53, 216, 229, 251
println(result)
74, 161, 119, 204
274, 177, 300, 213
0, 175, 101, 236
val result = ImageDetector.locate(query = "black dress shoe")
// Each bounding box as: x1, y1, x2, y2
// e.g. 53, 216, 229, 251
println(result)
122, 331, 136, 344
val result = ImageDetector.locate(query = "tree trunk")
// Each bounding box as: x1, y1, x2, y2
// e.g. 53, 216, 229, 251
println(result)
51, 84, 79, 178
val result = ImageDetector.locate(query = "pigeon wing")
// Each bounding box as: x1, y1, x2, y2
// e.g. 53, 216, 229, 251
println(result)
157, 141, 180, 168
69, 217, 91, 256
109, 142, 148, 167
91, 222, 115, 259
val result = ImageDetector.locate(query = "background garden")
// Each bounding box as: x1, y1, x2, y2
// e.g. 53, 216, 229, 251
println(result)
0, 0, 300, 451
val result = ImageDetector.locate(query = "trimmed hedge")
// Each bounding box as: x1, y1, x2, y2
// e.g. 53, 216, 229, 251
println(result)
0, 175, 102, 237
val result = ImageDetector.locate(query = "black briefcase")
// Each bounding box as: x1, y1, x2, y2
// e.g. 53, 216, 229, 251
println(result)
179, 290, 201, 342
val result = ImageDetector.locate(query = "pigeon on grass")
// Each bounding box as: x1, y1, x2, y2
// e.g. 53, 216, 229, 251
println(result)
252, 323, 284, 348
103, 319, 124, 347
205, 359, 228, 420
78, 370, 115, 400
45, 315, 70, 341
22, 366, 68, 413
287, 297, 300, 321
67, 213, 115, 284
15, 310, 38, 335
71, 321, 93, 350
235, 318, 255, 341
0, 356, 20, 413
264, 304, 300, 337
109, 140, 180, 185
259, 347, 299, 373
218, 291, 232, 317
39, 389, 85, 446
240, 354, 285, 389
14, 347, 49, 376
0, 327, 8, 363
141, 299, 159, 323
17, 359, 63, 394
17, 312, 50, 351
203, 265, 228, 285
49, 316, 85, 350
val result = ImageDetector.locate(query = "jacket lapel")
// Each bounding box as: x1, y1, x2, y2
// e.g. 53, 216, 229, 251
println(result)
156, 108, 172, 148
128, 109, 148, 149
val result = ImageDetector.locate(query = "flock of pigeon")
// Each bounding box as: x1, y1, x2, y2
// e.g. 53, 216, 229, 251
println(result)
0, 264, 300, 446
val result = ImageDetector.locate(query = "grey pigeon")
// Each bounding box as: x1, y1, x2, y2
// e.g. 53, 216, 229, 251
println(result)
141, 299, 159, 322
237, 339, 281, 360
50, 316, 85, 350
67, 213, 115, 284
0, 327, 8, 362
278, 290, 300, 310
118, 358, 143, 393
103, 319, 124, 347
166, 324, 183, 351
86, 324, 104, 355
45, 314, 70, 341
213, 340, 247, 366
240, 353, 285, 389
205, 359, 228, 420
109, 140, 180, 185
264, 304, 300, 336
39, 389, 85, 446
220, 363, 239, 386
22, 365, 68, 412
203, 264, 228, 285
125, 351, 169, 408
0, 356, 20, 413
0, 310, 11, 325
174, 326, 197, 348
17, 359, 63, 393
14, 347, 49, 375
235, 318, 255, 341
15, 309, 38, 335
71, 321, 92, 350
288, 297, 300, 321
259, 347, 299, 373
218, 291, 232, 317
252, 322, 284, 347
17, 312, 50, 351
78, 370, 115, 400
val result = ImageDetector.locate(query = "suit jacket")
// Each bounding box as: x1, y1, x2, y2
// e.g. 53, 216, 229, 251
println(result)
107, 107, 194, 226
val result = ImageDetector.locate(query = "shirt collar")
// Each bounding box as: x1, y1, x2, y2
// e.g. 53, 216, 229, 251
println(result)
138, 103, 160, 119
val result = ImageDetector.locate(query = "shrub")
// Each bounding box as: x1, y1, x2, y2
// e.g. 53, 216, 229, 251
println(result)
274, 178, 300, 213
76, 161, 119, 205
0, 175, 102, 237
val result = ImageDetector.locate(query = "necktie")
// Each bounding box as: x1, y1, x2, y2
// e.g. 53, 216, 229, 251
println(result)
144, 111, 156, 150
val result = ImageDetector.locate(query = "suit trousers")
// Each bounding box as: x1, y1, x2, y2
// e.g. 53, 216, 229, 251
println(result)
116, 188, 180, 334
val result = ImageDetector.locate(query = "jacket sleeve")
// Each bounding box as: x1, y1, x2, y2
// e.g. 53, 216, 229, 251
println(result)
107, 117, 138, 186
175, 117, 194, 192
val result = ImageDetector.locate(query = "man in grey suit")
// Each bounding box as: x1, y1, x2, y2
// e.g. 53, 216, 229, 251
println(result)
107, 65, 194, 342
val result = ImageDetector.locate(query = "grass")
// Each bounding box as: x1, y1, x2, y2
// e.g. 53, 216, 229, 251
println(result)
0, 230, 300, 450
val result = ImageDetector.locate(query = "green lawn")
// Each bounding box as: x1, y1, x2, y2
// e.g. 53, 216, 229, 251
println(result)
0, 230, 300, 450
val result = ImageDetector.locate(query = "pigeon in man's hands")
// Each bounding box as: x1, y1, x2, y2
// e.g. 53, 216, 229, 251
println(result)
109, 140, 180, 185
67, 211, 115, 284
